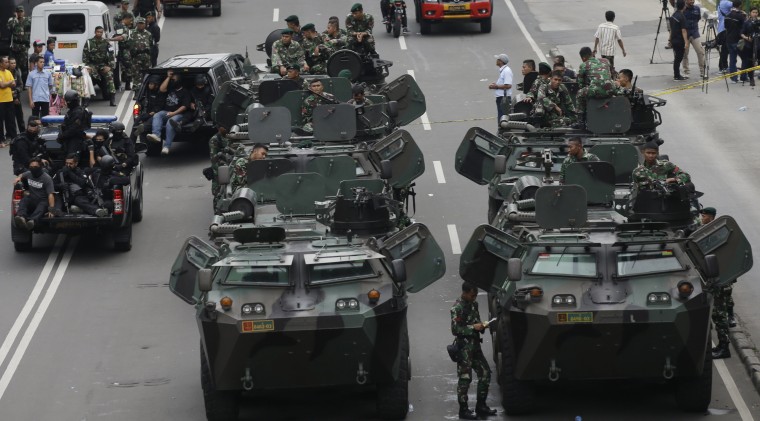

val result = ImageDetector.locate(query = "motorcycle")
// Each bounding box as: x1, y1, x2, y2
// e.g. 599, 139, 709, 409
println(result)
385, 0, 406, 38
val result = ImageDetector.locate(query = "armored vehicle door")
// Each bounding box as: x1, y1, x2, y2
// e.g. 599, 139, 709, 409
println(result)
170, 237, 220, 304
212, 81, 254, 130
686, 215, 753, 287
589, 143, 640, 184
378, 74, 426, 127
454, 127, 509, 185
586, 97, 633, 134
258, 80, 301, 105
370, 129, 424, 189
460, 224, 524, 291
379, 223, 446, 293
274, 173, 329, 214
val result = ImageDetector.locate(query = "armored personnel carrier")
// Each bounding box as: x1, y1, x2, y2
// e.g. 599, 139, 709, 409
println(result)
170, 157, 446, 420
456, 94, 666, 223
457, 160, 753, 414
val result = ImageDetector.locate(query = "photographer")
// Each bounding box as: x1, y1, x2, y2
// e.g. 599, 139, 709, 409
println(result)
670, 0, 689, 80
683, 0, 706, 78
725, 0, 746, 83
718, 0, 733, 72
739, 7, 759, 86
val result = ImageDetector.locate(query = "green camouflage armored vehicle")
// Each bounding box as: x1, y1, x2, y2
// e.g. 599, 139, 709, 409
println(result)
170, 162, 446, 420
457, 161, 753, 415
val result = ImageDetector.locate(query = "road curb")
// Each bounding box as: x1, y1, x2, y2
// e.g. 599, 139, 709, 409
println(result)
729, 314, 760, 392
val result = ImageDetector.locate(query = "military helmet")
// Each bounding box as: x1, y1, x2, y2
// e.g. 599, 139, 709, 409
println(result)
110, 121, 126, 133
63, 90, 80, 105
100, 155, 116, 169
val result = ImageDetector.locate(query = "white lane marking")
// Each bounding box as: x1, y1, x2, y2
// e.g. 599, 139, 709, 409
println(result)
406, 70, 432, 130
113, 91, 131, 124
712, 341, 754, 421
399, 36, 407, 50
0, 236, 65, 371
273, 8, 279, 22
504, 0, 546, 61
447, 224, 462, 255
433, 161, 446, 184
158, 14, 165, 30
0, 237, 79, 401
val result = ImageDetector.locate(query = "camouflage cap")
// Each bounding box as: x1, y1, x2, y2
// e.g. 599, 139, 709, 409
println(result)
281, 28, 295, 35
135, 16, 146, 24
700, 207, 717, 216
15, 5, 23, 12
302, 23, 315, 31
351, 3, 363, 12
284, 15, 299, 23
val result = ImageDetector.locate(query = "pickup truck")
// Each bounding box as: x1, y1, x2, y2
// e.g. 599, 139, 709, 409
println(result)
10, 115, 145, 252
162, 0, 221, 16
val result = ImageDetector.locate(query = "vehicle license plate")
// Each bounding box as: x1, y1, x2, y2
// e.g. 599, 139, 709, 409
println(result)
241, 320, 275, 333
448, 5, 467, 11
180, 0, 202, 4
556, 312, 593, 323
57, 42, 77, 49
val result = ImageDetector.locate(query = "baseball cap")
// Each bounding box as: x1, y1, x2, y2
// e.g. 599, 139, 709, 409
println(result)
494, 54, 509, 65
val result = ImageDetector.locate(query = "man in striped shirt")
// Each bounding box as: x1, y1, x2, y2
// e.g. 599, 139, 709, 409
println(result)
593, 11, 627, 70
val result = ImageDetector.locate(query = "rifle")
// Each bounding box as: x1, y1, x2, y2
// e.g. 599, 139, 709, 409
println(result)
58, 172, 70, 213
86, 174, 105, 208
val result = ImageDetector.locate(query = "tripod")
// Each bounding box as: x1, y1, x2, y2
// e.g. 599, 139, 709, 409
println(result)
701, 20, 729, 93
650, 0, 672, 64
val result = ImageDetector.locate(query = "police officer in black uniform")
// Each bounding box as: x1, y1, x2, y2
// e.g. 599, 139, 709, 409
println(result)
57, 90, 89, 163
10, 118, 45, 175
109, 121, 138, 174
56, 153, 108, 216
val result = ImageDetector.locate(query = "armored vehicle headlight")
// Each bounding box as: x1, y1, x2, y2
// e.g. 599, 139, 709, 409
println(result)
242, 304, 253, 315
336, 298, 360, 311
253, 303, 265, 314
348, 299, 359, 309
553, 296, 563, 305
566, 295, 575, 304
524, 161, 537, 168
336, 299, 347, 310
368, 289, 381, 304
677, 281, 694, 299
220, 296, 233, 311
647, 292, 671, 305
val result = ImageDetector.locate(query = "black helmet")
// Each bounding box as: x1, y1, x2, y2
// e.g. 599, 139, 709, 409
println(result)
100, 155, 116, 169
110, 121, 125, 133
194, 74, 206, 85
64, 90, 80, 105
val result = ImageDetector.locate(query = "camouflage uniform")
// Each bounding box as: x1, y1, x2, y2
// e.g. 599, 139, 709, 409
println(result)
281, 75, 307, 89
301, 36, 331, 75
209, 131, 230, 207
631, 160, 691, 191
114, 19, 134, 88
83, 36, 116, 95
712, 282, 734, 345
559, 151, 599, 183
322, 29, 348, 49
576, 57, 615, 116
301, 92, 336, 132
345, 13, 375, 52
533, 82, 576, 128
129, 27, 154, 91
525, 76, 548, 101
230, 156, 249, 193
7, 15, 31, 86
450, 298, 491, 407
271, 40, 306, 70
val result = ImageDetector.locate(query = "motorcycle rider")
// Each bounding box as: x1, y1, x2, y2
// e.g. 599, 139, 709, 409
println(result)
380, 0, 408, 32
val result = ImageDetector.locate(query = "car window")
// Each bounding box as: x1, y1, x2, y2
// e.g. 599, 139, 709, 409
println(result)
48, 13, 86, 34
226, 58, 243, 77
213, 64, 230, 85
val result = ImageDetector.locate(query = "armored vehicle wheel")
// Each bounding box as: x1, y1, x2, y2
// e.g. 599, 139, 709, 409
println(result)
480, 17, 492, 33
376, 321, 410, 420
212, 2, 221, 16
113, 220, 132, 252
675, 345, 712, 412
488, 196, 503, 224
11, 223, 32, 252
498, 321, 536, 415
201, 345, 240, 421
420, 20, 431, 35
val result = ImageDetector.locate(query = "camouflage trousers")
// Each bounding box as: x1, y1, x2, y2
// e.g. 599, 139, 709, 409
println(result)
131, 52, 151, 91
11, 49, 28, 86
712, 284, 734, 344
456, 344, 491, 404
119, 51, 132, 84
94, 65, 116, 94
309, 62, 328, 75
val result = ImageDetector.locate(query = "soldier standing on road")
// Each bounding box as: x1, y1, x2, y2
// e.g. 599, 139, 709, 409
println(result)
451, 282, 497, 420
145, 11, 161, 67
208, 125, 230, 209
7, 6, 30, 89
301, 79, 335, 133
113, 13, 135, 91
489, 53, 512, 124
271, 29, 307, 77
130, 17, 154, 91
83, 26, 117, 106
574, 46, 615, 129
301, 24, 331, 75
559, 137, 599, 183
632, 140, 691, 191
346, 3, 376, 55
284, 15, 303, 42
230, 143, 268, 193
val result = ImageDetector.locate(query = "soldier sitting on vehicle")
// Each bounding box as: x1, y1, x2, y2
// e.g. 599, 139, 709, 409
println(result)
109, 122, 138, 174
88, 129, 111, 168
271, 28, 307, 77
301, 79, 336, 133
13, 157, 60, 231
573, 46, 615, 129
281, 64, 307, 89
179, 75, 214, 131
56, 154, 108, 217
322, 18, 348, 49
230, 143, 268, 193
346, 3, 377, 56
523, 61, 552, 103
89, 155, 119, 213
559, 137, 599, 184
532, 70, 576, 128
613, 68, 643, 95
301, 23, 332, 75
632, 140, 691, 192
10, 117, 46, 175
347, 84, 373, 106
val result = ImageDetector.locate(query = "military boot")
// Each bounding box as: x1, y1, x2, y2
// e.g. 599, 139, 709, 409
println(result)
458, 404, 478, 420
109, 93, 117, 107
712, 341, 731, 359
476, 399, 497, 416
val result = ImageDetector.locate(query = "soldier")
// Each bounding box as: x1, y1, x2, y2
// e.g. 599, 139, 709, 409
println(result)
631, 140, 691, 192
114, 0, 131, 27
7, 6, 30, 89
345, 3, 376, 55
284, 15, 303, 42
451, 282, 497, 420
348, 84, 373, 106
523, 61, 551, 103
559, 137, 599, 183
533, 70, 576, 128
83, 26, 117, 106
281, 64, 306, 89
301, 23, 331, 75
145, 11, 161, 67
271, 29, 307, 77
323, 17, 348, 49
113, 13, 135, 91
574, 46, 615, 129
301, 79, 336, 133
130, 17, 154, 91
208, 125, 230, 209
230, 143, 268, 193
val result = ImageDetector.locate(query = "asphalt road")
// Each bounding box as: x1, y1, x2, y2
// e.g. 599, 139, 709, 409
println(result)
0, 0, 758, 420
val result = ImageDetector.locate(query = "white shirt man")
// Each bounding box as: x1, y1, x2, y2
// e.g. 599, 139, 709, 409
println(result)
489, 53, 513, 122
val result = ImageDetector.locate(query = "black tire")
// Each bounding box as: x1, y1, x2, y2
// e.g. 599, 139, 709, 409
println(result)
420, 20, 431, 35
675, 344, 712, 412
113, 220, 132, 252
386, 22, 392, 33
146, 141, 162, 157
132, 171, 144, 223
393, 19, 401, 38
11, 223, 32, 252
212, 2, 221, 17
376, 320, 409, 420
201, 344, 240, 421
481, 17, 492, 34
498, 320, 536, 415
487, 196, 503, 223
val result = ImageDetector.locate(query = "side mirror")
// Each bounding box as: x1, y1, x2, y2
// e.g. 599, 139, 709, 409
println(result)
387, 100, 399, 118
391, 258, 406, 284
217, 165, 231, 185
507, 258, 522, 281
198, 268, 213, 292
380, 160, 393, 180
704, 254, 719, 279
134, 142, 148, 153
494, 155, 507, 175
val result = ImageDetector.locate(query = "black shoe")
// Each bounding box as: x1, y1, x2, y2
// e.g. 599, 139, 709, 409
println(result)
109, 94, 116, 106
712, 342, 731, 359
729, 316, 737, 328
476, 401, 497, 416
458, 406, 478, 420
14, 216, 26, 229
674, 76, 688, 81
124, 81, 131, 91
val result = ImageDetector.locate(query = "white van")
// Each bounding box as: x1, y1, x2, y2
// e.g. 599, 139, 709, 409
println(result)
29, 0, 118, 64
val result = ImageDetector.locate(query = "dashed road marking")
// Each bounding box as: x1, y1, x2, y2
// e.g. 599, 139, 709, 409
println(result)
433, 161, 446, 184
504, 0, 546, 61
273, 8, 279, 22
447, 224, 462, 255
399, 36, 407, 50
406, 70, 431, 130
713, 341, 755, 421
